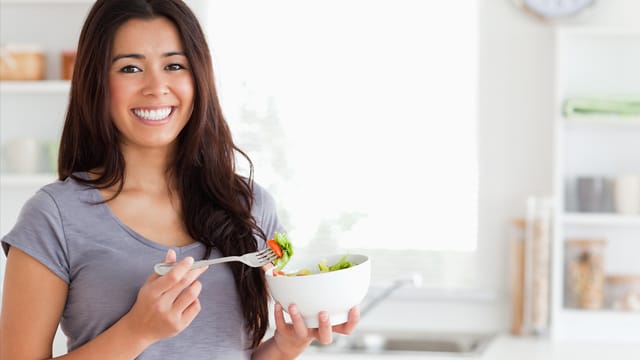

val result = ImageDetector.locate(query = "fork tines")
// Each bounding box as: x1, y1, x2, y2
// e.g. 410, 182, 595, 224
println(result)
259, 248, 278, 263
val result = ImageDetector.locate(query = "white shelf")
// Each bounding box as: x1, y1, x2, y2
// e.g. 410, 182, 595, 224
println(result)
0, 173, 56, 187
557, 26, 640, 37
565, 115, 640, 127
553, 308, 640, 342
0, 80, 70, 94
551, 26, 640, 342
563, 212, 640, 227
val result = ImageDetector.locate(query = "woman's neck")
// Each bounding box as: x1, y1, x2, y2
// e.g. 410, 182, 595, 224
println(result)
119, 145, 176, 194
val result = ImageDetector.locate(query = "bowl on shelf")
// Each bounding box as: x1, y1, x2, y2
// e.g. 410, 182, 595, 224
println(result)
265, 253, 370, 328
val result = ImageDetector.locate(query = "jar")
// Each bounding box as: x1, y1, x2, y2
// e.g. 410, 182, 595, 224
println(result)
61, 50, 76, 80
564, 239, 606, 309
605, 275, 640, 311
0, 44, 46, 80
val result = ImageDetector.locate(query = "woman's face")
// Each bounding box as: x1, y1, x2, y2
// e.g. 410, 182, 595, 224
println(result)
109, 17, 194, 152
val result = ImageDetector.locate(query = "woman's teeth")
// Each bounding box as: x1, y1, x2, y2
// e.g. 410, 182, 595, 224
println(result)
133, 107, 172, 121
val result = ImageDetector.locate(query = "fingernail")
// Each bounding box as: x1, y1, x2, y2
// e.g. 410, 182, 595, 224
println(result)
275, 302, 282, 311
319, 311, 329, 322
185, 256, 194, 265
289, 305, 298, 315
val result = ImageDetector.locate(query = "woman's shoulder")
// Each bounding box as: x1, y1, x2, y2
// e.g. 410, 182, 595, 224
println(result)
39, 172, 92, 198
250, 181, 275, 210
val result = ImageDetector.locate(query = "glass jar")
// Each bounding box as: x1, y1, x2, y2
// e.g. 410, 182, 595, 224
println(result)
564, 239, 606, 309
605, 275, 640, 311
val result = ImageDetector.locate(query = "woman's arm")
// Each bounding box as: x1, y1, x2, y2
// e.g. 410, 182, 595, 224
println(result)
0, 248, 207, 360
251, 303, 360, 360
0, 247, 67, 359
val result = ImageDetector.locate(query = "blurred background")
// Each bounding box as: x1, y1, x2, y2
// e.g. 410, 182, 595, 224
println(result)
1, 0, 639, 358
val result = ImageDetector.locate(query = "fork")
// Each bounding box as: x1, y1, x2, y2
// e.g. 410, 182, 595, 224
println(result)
154, 247, 278, 275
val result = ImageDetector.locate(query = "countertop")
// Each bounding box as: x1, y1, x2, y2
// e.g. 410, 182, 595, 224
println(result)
298, 334, 640, 360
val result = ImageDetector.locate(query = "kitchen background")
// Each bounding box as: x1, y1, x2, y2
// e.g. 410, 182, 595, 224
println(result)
1, 0, 639, 359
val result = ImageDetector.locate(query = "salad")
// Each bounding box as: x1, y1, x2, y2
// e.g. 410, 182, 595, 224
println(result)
267, 231, 293, 270
267, 232, 356, 276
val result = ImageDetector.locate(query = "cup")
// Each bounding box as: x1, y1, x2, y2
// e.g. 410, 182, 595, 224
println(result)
613, 175, 640, 215
2, 137, 41, 174
576, 176, 613, 213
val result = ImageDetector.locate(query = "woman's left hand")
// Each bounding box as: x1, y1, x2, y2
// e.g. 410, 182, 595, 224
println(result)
271, 302, 360, 357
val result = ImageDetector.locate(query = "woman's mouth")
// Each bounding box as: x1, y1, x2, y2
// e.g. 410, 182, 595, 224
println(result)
132, 107, 174, 121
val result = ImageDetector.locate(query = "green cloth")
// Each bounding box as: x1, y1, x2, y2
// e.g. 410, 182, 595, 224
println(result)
563, 97, 640, 117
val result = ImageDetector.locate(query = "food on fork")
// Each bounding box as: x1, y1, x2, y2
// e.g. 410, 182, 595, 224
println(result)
267, 231, 293, 270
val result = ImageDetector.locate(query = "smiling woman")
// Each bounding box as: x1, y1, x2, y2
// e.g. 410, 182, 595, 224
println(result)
0, 0, 360, 359
108, 17, 194, 149
206, 0, 479, 287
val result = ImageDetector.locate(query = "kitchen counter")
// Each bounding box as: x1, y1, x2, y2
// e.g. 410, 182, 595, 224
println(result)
299, 334, 640, 360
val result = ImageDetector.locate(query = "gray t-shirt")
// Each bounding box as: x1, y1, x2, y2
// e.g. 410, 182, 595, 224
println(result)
1, 174, 284, 359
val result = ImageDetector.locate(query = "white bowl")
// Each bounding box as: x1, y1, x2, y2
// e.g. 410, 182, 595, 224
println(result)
265, 253, 370, 328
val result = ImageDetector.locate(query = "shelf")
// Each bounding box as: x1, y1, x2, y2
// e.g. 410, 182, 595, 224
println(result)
0, 173, 56, 187
564, 115, 640, 127
0, 80, 70, 94
563, 212, 640, 227
557, 26, 640, 37
553, 308, 640, 342
553, 27, 640, 342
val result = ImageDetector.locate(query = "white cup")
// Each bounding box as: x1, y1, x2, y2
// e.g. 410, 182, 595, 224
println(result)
3, 137, 40, 174
614, 175, 640, 215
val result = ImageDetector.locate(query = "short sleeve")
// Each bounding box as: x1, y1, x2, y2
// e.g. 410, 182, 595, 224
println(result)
1, 189, 70, 283
251, 183, 286, 250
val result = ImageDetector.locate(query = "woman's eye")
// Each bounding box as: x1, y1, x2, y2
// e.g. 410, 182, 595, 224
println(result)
166, 63, 187, 71
119, 65, 141, 73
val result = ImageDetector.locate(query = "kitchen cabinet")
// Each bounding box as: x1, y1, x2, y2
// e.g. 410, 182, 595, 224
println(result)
0, 2, 92, 354
551, 26, 640, 342
0, 0, 92, 234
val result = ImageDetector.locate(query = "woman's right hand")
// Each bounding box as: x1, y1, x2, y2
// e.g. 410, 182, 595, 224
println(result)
123, 249, 208, 344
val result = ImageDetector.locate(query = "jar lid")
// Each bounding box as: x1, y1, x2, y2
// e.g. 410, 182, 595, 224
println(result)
512, 218, 526, 228
606, 274, 640, 283
565, 238, 607, 246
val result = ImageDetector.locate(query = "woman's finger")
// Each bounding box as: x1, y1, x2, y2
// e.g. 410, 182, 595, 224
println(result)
179, 297, 202, 328
143, 249, 178, 285
287, 304, 309, 339
153, 256, 196, 293
162, 264, 208, 300
332, 306, 360, 335
164, 249, 177, 263
273, 302, 291, 335
315, 311, 333, 344
172, 279, 202, 312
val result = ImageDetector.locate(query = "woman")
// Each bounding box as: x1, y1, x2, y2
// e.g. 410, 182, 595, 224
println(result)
0, 0, 358, 358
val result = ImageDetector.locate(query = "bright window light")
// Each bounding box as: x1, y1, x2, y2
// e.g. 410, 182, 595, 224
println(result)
207, 0, 478, 285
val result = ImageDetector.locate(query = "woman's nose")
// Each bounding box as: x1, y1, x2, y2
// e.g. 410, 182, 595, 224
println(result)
142, 69, 169, 96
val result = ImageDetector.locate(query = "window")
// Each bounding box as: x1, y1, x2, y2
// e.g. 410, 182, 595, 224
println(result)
207, 0, 478, 287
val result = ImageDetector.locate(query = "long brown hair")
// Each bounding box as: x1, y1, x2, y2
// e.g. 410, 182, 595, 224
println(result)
58, 0, 269, 348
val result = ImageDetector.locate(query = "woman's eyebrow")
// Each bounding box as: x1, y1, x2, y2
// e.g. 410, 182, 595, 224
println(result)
112, 51, 186, 63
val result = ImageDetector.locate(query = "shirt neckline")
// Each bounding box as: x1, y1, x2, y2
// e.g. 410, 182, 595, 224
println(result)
79, 171, 203, 253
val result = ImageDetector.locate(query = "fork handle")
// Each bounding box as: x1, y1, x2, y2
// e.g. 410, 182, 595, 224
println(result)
154, 257, 240, 276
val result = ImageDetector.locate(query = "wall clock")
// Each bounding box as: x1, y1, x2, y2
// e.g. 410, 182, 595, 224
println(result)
512, 0, 596, 21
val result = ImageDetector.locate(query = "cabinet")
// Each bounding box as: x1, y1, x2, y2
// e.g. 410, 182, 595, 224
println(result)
551, 27, 640, 342
0, 1, 94, 356
0, 0, 92, 235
